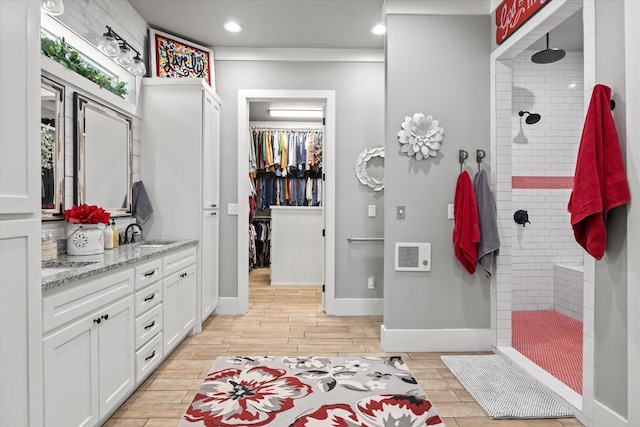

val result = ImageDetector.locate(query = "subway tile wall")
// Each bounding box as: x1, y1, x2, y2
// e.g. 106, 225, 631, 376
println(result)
511, 50, 584, 311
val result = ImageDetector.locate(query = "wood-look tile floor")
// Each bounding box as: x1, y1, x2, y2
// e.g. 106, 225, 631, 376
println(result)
106, 268, 584, 427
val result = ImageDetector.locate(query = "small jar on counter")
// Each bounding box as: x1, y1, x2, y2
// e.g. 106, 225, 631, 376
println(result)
41, 230, 57, 261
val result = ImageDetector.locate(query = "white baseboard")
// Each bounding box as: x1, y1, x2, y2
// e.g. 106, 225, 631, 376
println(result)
381, 325, 492, 352
593, 399, 627, 427
334, 298, 383, 316
270, 282, 322, 287
218, 297, 240, 315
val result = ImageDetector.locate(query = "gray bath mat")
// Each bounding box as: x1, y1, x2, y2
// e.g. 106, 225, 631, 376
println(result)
441, 355, 573, 419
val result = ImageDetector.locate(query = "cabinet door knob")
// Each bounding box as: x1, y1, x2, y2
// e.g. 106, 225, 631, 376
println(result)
144, 350, 156, 361
211, 212, 217, 216
94, 318, 101, 324
211, 203, 217, 208
102, 314, 109, 321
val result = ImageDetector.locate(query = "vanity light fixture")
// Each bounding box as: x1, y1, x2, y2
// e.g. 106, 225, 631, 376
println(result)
223, 21, 243, 33
268, 109, 324, 119
41, 0, 64, 16
96, 26, 146, 77
371, 24, 386, 35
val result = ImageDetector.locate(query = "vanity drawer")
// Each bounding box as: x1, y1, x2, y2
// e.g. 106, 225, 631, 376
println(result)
135, 304, 163, 349
43, 269, 134, 333
135, 258, 163, 290
163, 247, 196, 277
134, 280, 162, 315
135, 332, 163, 383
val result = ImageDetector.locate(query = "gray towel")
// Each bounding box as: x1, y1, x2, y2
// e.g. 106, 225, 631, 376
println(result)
132, 181, 154, 225
473, 169, 500, 278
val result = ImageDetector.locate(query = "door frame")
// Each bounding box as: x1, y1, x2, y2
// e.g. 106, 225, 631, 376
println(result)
237, 89, 336, 314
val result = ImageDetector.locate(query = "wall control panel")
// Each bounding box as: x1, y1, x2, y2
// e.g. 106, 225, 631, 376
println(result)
394, 243, 431, 272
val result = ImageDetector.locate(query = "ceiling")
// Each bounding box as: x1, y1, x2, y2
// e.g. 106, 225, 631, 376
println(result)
128, 0, 386, 50
126, 1, 582, 120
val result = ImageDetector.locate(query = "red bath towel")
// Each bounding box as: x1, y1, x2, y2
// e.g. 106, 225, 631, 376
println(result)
453, 171, 480, 274
568, 84, 630, 260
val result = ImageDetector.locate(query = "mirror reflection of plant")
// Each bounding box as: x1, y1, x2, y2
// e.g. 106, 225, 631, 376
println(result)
41, 126, 54, 174
40, 36, 128, 97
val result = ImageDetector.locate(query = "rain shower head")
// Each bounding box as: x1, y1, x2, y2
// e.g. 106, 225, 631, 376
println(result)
532, 33, 566, 64
519, 111, 541, 125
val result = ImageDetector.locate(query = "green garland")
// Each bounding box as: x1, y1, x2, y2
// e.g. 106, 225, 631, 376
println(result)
41, 36, 128, 97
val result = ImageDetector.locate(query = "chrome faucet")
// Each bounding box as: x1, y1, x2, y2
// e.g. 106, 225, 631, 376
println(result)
124, 223, 143, 244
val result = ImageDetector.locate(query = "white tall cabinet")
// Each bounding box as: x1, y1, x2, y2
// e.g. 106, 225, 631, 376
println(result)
0, 1, 43, 426
141, 79, 220, 330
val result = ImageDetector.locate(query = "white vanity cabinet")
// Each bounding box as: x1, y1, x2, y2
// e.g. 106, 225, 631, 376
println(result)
141, 79, 220, 330
0, 2, 43, 425
162, 247, 197, 354
133, 259, 164, 382
42, 270, 135, 427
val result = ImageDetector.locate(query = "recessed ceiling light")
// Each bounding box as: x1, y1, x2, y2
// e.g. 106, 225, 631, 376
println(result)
223, 21, 243, 33
371, 24, 386, 35
269, 109, 323, 118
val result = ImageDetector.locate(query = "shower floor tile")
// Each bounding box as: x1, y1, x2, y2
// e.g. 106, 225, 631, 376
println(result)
512, 310, 583, 394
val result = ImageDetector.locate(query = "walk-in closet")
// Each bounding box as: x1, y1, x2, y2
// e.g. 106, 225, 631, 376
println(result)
248, 101, 325, 289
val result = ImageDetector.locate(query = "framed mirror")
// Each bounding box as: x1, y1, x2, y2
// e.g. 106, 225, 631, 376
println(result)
41, 77, 65, 219
74, 92, 132, 216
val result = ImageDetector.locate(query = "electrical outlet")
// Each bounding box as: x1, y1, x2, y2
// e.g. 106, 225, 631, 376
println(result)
368, 205, 376, 217
367, 276, 375, 289
448, 204, 454, 219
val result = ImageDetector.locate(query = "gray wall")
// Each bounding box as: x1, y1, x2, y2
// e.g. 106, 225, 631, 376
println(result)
384, 14, 491, 330
215, 60, 385, 299
594, 0, 628, 418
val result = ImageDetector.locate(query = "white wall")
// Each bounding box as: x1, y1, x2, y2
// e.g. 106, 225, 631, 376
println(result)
510, 50, 584, 311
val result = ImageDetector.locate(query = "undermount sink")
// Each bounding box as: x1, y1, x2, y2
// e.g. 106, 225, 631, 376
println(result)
42, 260, 97, 277
138, 240, 177, 248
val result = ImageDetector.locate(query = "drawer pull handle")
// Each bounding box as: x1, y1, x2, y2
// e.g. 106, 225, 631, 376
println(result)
144, 350, 156, 361
144, 270, 156, 277
144, 320, 156, 330
143, 294, 155, 302
180, 272, 187, 278
93, 317, 101, 324
102, 314, 109, 321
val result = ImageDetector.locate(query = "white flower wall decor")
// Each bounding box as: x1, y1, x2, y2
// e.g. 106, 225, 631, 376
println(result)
397, 113, 445, 161
354, 146, 384, 192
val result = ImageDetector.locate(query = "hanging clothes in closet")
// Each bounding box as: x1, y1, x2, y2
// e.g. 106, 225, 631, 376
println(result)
249, 128, 323, 209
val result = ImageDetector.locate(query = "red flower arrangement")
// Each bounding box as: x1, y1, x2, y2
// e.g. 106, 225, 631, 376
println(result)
64, 204, 111, 225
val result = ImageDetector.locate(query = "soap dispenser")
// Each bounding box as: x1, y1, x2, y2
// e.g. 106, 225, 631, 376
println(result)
41, 230, 57, 261
111, 219, 119, 248
104, 221, 114, 249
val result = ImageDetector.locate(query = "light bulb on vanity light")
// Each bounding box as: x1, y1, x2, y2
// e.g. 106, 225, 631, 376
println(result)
128, 53, 147, 76
115, 45, 133, 67
97, 32, 120, 57
41, 0, 64, 16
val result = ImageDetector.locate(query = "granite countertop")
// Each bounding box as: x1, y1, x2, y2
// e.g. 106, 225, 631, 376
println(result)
42, 239, 198, 292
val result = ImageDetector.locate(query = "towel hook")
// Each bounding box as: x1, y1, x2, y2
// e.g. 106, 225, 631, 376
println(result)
459, 150, 468, 173
476, 149, 486, 171
610, 100, 615, 110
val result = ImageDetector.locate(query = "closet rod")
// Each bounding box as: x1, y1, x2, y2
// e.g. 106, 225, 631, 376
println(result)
251, 127, 324, 132
346, 236, 384, 242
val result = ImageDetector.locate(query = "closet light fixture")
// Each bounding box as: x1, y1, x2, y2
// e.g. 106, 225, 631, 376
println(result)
371, 24, 386, 35
41, 0, 64, 16
269, 109, 323, 119
96, 26, 146, 76
223, 21, 243, 33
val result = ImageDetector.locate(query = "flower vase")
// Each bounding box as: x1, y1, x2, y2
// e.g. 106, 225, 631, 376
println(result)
67, 224, 105, 256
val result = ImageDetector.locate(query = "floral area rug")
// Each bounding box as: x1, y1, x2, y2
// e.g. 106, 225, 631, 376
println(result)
180, 356, 445, 427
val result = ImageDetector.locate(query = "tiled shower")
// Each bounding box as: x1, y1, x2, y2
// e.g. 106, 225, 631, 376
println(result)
510, 50, 585, 312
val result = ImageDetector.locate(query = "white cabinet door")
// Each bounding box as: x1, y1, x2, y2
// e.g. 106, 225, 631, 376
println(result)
0, 219, 42, 426
162, 273, 181, 354
180, 264, 197, 335
0, 0, 40, 214
201, 90, 220, 210
98, 296, 134, 419
43, 314, 99, 427
201, 211, 219, 320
